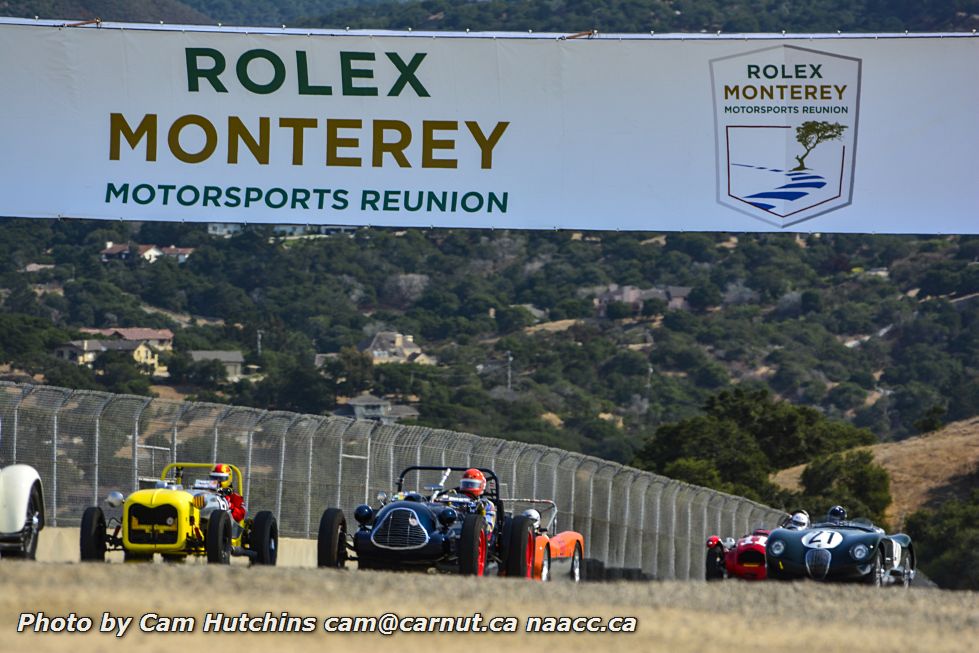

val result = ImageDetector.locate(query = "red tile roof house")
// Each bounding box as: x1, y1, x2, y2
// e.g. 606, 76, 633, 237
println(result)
80, 327, 174, 351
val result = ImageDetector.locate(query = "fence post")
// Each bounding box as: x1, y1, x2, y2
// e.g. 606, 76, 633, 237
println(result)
616, 469, 636, 570
364, 426, 373, 505
243, 410, 269, 506
131, 398, 153, 492
92, 393, 114, 506
603, 465, 616, 567
416, 429, 436, 467
531, 448, 545, 498
212, 405, 234, 464
275, 415, 302, 526
169, 402, 194, 467
11, 385, 34, 464
584, 461, 595, 557
636, 475, 647, 572
306, 434, 314, 538
336, 422, 347, 507
50, 392, 72, 527
557, 452, 576, 522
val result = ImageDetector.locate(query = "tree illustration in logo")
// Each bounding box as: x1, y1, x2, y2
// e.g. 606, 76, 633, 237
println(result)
792, 121, 847, 171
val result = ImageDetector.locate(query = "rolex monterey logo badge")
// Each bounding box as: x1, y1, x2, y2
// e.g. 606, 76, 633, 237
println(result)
711, 45, 861, 227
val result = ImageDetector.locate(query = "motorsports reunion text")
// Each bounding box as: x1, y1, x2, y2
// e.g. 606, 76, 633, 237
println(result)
105, 47, 510, 216
17, 611, 638, 635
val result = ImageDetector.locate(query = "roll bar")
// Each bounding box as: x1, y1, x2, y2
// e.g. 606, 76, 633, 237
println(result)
396, 466, 500, 501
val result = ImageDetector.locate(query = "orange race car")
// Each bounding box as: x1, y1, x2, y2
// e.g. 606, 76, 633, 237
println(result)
505, 499, 585, 582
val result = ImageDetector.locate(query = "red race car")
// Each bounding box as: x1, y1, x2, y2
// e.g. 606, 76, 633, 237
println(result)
706, 529, 770, 580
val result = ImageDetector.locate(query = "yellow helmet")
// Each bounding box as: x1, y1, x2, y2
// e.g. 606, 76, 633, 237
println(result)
210, 463, 232, 490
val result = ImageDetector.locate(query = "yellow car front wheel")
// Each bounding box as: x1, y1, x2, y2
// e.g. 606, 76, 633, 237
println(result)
206, 511, 232, 564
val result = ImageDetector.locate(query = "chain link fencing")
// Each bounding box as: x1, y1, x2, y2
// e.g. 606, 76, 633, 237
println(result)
0, 381, 786, 579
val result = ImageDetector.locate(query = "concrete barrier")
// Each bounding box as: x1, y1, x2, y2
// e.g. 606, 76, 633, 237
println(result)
37, 527, 318, 567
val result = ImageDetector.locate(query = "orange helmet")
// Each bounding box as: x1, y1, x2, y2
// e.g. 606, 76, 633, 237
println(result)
459, 468, 486, 497
210, 463, 232, 489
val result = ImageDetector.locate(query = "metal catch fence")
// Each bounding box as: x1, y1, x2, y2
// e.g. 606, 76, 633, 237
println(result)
0, 381, 786, 578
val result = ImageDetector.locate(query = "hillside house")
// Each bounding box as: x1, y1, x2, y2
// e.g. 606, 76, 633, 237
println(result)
80, 327, 174, 351
332, 393, 420, 425
54, 339, 164, 375
357, 331, 436, 365
189, 350, 245, 381
100, 241, 194, 264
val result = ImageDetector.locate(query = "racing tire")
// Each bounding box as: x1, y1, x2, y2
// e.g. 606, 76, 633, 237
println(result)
706, 545, 726, 581
206, 511, 232, 565
901, 547, 916, 588
540, 546, 551, 582
79, 506, 107, 562
459, 513, 488, 576
250, 511, 278, 566
863, 547, 884, 587
5, 484, 42, 560
570, 542, 583, 583
505, 515, 535, 579
317, 508, 347, 569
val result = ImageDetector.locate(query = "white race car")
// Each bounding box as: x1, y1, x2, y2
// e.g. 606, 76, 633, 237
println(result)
0, 464, 45, 559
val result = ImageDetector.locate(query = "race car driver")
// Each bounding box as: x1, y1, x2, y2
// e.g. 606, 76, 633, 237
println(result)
210, 463, 246, 522
458, 468, 496, 532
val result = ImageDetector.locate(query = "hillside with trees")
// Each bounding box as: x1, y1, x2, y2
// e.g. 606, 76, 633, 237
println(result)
0, 0, 211, 23
3, 222, 977, 460
298, 0, 979, 33
4, 0, 978, 31
0, 0, 392, 24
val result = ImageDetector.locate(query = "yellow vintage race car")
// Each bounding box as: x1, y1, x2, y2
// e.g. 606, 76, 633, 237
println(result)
79, 462, 277, 565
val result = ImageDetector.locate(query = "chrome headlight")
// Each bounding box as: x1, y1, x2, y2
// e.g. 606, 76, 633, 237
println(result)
850, 543, 870, 561
769, 540, 785, 556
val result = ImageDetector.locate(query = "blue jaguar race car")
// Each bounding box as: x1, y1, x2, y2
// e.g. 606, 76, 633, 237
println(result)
316, 466, 537, 578
765, 507, 915, 586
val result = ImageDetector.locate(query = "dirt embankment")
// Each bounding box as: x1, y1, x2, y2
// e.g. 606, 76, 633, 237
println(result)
772, 417, 979, 528
0, 562, 976, 653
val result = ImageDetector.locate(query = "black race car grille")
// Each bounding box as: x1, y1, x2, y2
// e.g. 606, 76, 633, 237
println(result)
371, 508, 429, 550
127, 504, 179, 545
805, 548, 832, 580
737, 549, 765, 566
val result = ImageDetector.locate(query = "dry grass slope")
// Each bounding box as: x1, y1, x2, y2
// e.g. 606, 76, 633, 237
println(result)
772, 417, 979, 529
0, 563, 976, 653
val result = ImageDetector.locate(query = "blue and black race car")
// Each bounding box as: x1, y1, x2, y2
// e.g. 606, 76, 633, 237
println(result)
765, 507, 915, 586
316, 466, 537, 578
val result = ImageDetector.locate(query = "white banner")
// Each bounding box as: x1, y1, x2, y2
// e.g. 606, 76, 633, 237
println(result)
1, 19, 977, 233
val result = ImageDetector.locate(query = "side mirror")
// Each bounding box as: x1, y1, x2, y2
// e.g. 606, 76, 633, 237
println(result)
376, 491, 388, 506
105, 491, 125, 507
